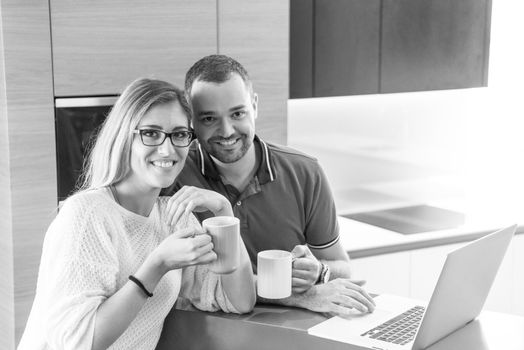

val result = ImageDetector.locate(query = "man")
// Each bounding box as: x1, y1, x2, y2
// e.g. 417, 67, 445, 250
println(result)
164, 55, 375, 316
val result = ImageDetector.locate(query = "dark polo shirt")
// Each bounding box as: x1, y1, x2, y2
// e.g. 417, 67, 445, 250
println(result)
163, 135, 340, 267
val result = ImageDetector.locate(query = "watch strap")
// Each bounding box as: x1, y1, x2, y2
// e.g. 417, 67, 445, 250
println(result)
316, 262, 330, 284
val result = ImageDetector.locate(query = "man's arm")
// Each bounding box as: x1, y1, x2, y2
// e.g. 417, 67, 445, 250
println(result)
291, 240, 352, 294
265, 241, 376, 318
257, 278, 375, 317
310, 240, 352, 279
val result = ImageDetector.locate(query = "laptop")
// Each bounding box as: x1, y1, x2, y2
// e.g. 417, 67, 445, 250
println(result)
308, 224, 517, 350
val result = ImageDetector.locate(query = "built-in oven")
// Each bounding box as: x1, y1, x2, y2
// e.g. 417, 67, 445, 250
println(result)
55, 97, 117, 202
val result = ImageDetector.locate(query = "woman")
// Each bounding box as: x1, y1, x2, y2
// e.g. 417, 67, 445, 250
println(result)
18, 78, 256, 350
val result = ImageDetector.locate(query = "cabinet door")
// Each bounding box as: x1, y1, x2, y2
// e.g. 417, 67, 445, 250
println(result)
410, 243, 463, 301
351, 251, 411, 297
290, 0, 314, 99
217, 0, 289, 144
410, 240, 514, 314
314, 0, 380, 97
484, 235, 514, 314
381, 0, 491, 93
513, 234, 524, 316
51, 0, 216, 96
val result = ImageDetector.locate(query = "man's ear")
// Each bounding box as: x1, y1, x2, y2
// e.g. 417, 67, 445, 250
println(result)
252, 93, 258, 120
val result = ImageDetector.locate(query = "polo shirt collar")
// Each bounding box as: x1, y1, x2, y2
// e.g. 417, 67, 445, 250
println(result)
195, 135, 276, 184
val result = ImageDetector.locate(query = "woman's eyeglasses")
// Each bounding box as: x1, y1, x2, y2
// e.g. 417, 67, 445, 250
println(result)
133, 128, 195, 147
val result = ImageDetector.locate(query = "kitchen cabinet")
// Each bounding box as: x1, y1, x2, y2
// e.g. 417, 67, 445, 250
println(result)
351, 236, 521, 316
290, 0, 492, 98
50, 0, 288, 144
410, 242, 514, 314
289, 0, 313, 98
50, 0, 217, 96
218, 0, 289, 144
351, 251, 411, 297
381, 0, 491, 93
409, 243, 462, 301
314, 0, 380, 97
513, 234, 524, 316
1, 0, 56, 347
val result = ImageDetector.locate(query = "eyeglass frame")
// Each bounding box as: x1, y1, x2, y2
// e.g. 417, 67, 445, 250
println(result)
132, 128, 195, 147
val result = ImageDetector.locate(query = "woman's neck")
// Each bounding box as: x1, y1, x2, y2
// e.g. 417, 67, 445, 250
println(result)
111, 182, 160, 217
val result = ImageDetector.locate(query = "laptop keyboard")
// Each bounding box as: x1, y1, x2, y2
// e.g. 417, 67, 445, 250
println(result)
361, 305, 425, 346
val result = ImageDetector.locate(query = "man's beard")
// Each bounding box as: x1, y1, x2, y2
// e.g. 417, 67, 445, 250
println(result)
206, 135, 252, 164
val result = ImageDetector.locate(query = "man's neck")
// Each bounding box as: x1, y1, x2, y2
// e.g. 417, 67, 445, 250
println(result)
211, 142, 259, 192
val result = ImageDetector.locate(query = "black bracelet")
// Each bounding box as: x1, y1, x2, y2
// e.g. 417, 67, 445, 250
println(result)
128, 275, 153, 298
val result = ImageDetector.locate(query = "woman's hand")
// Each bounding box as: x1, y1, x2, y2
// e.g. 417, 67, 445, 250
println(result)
165, 186, 234, 226
152, 227, 217, 273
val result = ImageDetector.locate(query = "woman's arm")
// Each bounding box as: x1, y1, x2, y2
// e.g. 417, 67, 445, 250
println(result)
91, 256, 163, 350
92, 228, 216, 350
218, 237, 256, 313
165, 187, 256, 313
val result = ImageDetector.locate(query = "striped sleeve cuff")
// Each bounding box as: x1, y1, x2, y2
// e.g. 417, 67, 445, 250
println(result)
307, 235, 340, 249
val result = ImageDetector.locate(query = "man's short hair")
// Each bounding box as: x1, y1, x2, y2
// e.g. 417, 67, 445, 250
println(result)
185, 54, 253, 99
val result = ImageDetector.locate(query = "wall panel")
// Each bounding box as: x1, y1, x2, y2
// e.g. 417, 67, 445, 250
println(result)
218, 0, 289, 144
51, 0, 217, 96
0, 0, 56, 347
0, 8, 15, 349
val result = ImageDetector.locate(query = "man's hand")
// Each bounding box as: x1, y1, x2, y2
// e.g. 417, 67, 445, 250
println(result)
291, 245, 322, 293
301, 279, 376, 317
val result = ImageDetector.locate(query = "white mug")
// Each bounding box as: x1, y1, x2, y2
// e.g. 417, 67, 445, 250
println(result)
257, 250, 292, 299
202, 216, 240, 274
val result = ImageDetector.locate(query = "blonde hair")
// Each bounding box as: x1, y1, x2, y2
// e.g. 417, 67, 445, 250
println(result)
77, 78, 190, 192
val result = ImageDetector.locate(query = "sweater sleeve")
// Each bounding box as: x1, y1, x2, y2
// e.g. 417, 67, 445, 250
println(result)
178, 215, 239, 313
38, 195, 119, 350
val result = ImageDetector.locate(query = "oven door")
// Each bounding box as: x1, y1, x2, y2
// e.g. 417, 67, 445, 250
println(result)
55, 97, 117, 201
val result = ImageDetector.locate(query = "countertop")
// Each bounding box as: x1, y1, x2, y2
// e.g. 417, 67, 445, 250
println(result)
156, 304, 524, 350
338, 215, 523, 259
333, 180, 523, 259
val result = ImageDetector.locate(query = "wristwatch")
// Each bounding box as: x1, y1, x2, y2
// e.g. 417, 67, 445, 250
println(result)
316, 262, 331, 284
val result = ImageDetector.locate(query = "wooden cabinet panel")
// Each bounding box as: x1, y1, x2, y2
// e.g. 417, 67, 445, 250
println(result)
409, 243, 463, 301
290, 0, 491, 97
314, 0, 380, 97
217, 0, 289, 145
410, 241, 513, 313
381, 0, 491, 93
290, 0, 313, 98
513, 235, 524, 316
1, 0, 56, 347
483, 237, 514, 314
354, 237, 519, 315
51, 0, 217, 96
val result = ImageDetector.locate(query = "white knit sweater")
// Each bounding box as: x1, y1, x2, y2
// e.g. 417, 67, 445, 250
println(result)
18, 188, 237, 350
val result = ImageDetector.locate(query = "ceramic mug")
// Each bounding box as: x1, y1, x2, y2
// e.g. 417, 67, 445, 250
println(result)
257, 250, 292, 299
202, 216, 240, 274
